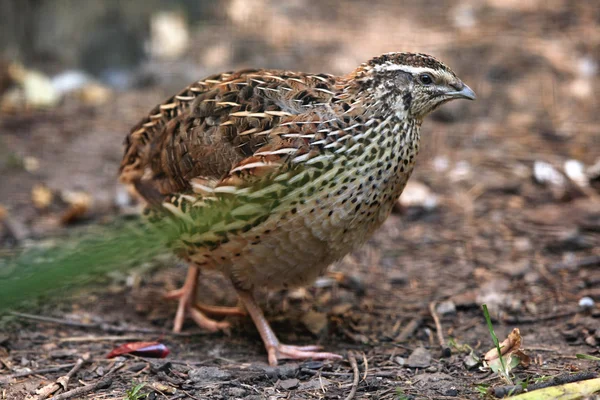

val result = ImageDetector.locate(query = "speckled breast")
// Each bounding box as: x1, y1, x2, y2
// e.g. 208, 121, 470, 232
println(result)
185, 118, 421, 290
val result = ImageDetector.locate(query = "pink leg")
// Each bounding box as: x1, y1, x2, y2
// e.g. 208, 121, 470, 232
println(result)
236, 289, 342, 366
164, 265, 232, 332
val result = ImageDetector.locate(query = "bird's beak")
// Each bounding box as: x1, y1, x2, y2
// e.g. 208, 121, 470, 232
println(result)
447, 83, 476, 100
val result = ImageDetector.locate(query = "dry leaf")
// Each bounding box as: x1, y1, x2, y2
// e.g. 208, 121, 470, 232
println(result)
60, 191, 92, 224
484, 328, 530, 376
301, 310, 328, 335
31, 184, 53, 209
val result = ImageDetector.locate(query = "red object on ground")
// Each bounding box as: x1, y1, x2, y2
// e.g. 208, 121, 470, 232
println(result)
106, 341, 170, 359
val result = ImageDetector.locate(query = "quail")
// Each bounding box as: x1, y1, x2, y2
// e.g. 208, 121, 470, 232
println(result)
119, 52, 476, 366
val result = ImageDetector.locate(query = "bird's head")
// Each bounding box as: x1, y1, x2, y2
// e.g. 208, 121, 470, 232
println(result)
348, 52, 476, 119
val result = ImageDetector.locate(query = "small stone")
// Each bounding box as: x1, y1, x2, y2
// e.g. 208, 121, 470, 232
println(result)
425, 366, 437, 373
463, 353, 480, 370
298, 377, 331, 391
562, 328, 579, 342
188, 366, 232, 382
564, 160, 588, 188
436, 300, 456, 316
585, 335, 597, 347
407, 347, 432, 368
445, 388, 459, 396
279, 378, 299, 390
579, 296, 595, 309
261, 363, 299, 379
398, 181, 438, 210
23, 156, 40, 172
533, 161, 566, 187
389, 271, 408, 285
228, 387, 246, 397
394, 356, 406, 366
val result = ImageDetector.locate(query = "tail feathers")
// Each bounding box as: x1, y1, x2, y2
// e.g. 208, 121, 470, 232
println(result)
0, 217, 172, 311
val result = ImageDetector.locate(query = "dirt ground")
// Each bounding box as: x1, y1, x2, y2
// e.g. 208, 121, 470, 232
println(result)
1, 0, 600, 399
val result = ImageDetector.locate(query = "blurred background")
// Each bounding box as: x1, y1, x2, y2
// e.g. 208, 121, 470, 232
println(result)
0, 1, 599, 397
0, 0, 598, 240
0, 0, 599, 238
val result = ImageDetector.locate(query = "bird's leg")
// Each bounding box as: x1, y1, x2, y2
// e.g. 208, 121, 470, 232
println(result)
236, 289, 342, 366
164, 265, 236, 332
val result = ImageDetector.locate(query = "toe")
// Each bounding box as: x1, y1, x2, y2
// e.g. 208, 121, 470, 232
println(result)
272, 344, 342, 364
189, 308, 230, 332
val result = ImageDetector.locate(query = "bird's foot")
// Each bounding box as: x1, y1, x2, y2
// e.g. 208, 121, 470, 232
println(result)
267, 343, 342, 367
235, 288, 342, 366
168, 288, 231, 333
164, 266, 233, 333
164, 288, 246, 316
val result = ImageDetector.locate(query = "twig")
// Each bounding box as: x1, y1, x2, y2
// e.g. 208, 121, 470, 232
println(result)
395, 317, 422, 342
300, 368, 396, 378
361, 352, 368, 382
429, 302, 445, 348
344, 351, 360, 400
48, 359, 125, 400
181, 390, 203, 400
9, 311, 204, 336
29, 354, 89, 400
49, 377, 112, 400
0, 364, 76, 384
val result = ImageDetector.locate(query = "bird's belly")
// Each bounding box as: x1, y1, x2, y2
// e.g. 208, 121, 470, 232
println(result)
188, 182, 397, 290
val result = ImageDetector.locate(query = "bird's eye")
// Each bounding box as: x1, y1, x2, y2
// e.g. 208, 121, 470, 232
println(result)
418, 73, 434, 85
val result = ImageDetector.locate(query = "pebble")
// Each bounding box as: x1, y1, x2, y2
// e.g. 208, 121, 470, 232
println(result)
398, 181, 438, 210
228, 387, 246, 397
436, 300, 456, 316
188, 366, 232, 382
463, 354, 480, 370
407, 347, 432, 368
298, 377, 331, 391
564, 160, 588, 188
389, 271, 408, 285
394, 356, 406, 366
533, 161, 566, 187
279, 378, 299, 390
261, 363, 299, 379
579, 296, 595, 309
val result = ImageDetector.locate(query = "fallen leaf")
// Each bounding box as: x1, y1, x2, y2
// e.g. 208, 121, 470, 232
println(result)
302, 310, 328, 335
484, 328, 530, 375
31, 185, 53, 209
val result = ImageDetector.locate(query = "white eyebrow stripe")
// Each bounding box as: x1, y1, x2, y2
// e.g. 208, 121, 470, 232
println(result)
372, 63, 457, 84
372, 63, 436, 75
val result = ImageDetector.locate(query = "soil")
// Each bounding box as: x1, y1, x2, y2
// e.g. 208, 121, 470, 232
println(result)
1, 1, 599, 399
